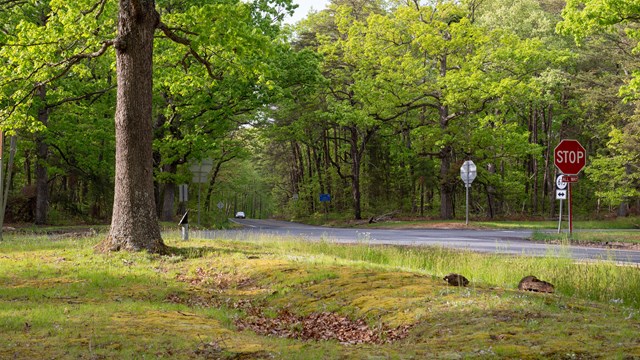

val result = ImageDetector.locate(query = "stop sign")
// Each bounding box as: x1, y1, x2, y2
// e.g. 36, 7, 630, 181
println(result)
554, 139, 586, 175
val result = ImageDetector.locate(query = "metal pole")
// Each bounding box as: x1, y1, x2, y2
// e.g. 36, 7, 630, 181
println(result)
181, 224, 189, 240
197, 182, 201, 227
465, 184, 469, 225
569, 182, 573, 234
557, 199, 563, 234
465, 161, 470, 225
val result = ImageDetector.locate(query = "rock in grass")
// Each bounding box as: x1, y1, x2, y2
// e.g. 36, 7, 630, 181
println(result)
443, 273, 469, 287
517, 275, 555, 293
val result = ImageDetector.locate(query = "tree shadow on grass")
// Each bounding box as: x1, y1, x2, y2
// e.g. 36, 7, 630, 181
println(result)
165, 244, 267, 260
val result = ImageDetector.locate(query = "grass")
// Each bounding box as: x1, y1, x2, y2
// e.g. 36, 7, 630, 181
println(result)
1, 231, 640, 359
533, 230, 640, 245
361, 216, 640, 230
361, 216, 640, 244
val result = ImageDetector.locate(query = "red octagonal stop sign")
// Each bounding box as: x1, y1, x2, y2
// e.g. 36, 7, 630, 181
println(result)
554, 139, 586, 175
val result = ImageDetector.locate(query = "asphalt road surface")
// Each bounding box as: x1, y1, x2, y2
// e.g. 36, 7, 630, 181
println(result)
197, 219, 640, 264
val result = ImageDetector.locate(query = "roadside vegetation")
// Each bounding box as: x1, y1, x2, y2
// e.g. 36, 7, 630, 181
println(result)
533, 231, 640, 246
298, 215, 640, 247
2, 232, 639, 359
356, 217, 640, 230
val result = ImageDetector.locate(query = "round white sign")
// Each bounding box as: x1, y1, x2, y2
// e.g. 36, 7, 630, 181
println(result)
460, 160, 477, 185
556, 175, 567, 190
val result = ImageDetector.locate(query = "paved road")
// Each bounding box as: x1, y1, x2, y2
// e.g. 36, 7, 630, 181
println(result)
198, 219, 640, 264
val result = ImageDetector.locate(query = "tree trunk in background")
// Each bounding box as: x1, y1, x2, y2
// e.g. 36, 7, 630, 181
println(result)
437, 52, 454, 220
161, 163, 176, 221
35, 85, 49, 225
486, 163, 496, 218
98, 0, 164, 253
204, 156, 230, 211
544, 104, 555, 218
349, 127, 364, 220
438, 101, 455, 219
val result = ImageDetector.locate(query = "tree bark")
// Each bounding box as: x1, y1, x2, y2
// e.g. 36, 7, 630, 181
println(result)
35, 85, 49, 225
438, 103, 454, 219
438, 52, 454, 220
98, 0, 165, 253
204, 155, 231, 211
349, 127, 362, 220
161, 163, 176, 221
439, 144, 454, 219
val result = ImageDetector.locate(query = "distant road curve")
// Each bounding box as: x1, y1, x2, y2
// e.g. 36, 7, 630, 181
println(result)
196, 219, 640, 264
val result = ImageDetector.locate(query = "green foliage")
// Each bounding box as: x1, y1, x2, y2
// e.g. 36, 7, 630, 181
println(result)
4, 233, 640, 358
587, 127, 640, 205
0, 0, 310, 223
3, 0, 640, 224
558, 0, 640, 100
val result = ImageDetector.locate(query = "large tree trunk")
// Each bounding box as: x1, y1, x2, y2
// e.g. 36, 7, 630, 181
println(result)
98, 0, 164, 253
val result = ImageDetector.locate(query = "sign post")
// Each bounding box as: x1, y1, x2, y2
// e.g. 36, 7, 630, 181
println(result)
554, 140, 587, 234
555, 175, 567, 233
319, 193, 331, 219
460, 160, 477, 225
189, 159, 214, 226
179, 211, 189, 240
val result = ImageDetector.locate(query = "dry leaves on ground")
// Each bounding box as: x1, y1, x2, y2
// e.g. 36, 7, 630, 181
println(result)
236, 308, 412, 345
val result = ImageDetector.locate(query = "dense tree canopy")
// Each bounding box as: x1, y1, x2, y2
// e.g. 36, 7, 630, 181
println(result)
1, 0, 639, 243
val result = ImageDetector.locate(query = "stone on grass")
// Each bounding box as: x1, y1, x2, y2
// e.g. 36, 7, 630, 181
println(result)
517, 275, 555, 293
443, 273, 469, 287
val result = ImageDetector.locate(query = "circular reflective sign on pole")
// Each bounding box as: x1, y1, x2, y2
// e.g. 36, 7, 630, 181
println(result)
460, 160, 477, 187
556, 175, 567, 190
460, 160, 476, 225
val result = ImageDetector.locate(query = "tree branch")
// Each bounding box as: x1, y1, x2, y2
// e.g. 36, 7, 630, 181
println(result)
0, 0, 26, 10
81, 0, 107, 18
157, 21, 223, 80
40, 40, 114, 87
48, 142, 90, 176
0, 40, 114, 122
46, 85, 116, 108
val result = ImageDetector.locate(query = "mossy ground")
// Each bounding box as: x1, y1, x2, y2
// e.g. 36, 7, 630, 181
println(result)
1, 233, 639, 359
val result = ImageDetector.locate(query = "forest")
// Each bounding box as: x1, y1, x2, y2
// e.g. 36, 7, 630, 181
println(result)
1, 0, 639, 229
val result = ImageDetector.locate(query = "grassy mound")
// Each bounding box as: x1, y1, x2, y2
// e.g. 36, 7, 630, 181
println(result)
1, 232, 639, 359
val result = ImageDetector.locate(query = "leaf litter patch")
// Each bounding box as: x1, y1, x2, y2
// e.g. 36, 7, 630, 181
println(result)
235, 307, 412, 345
